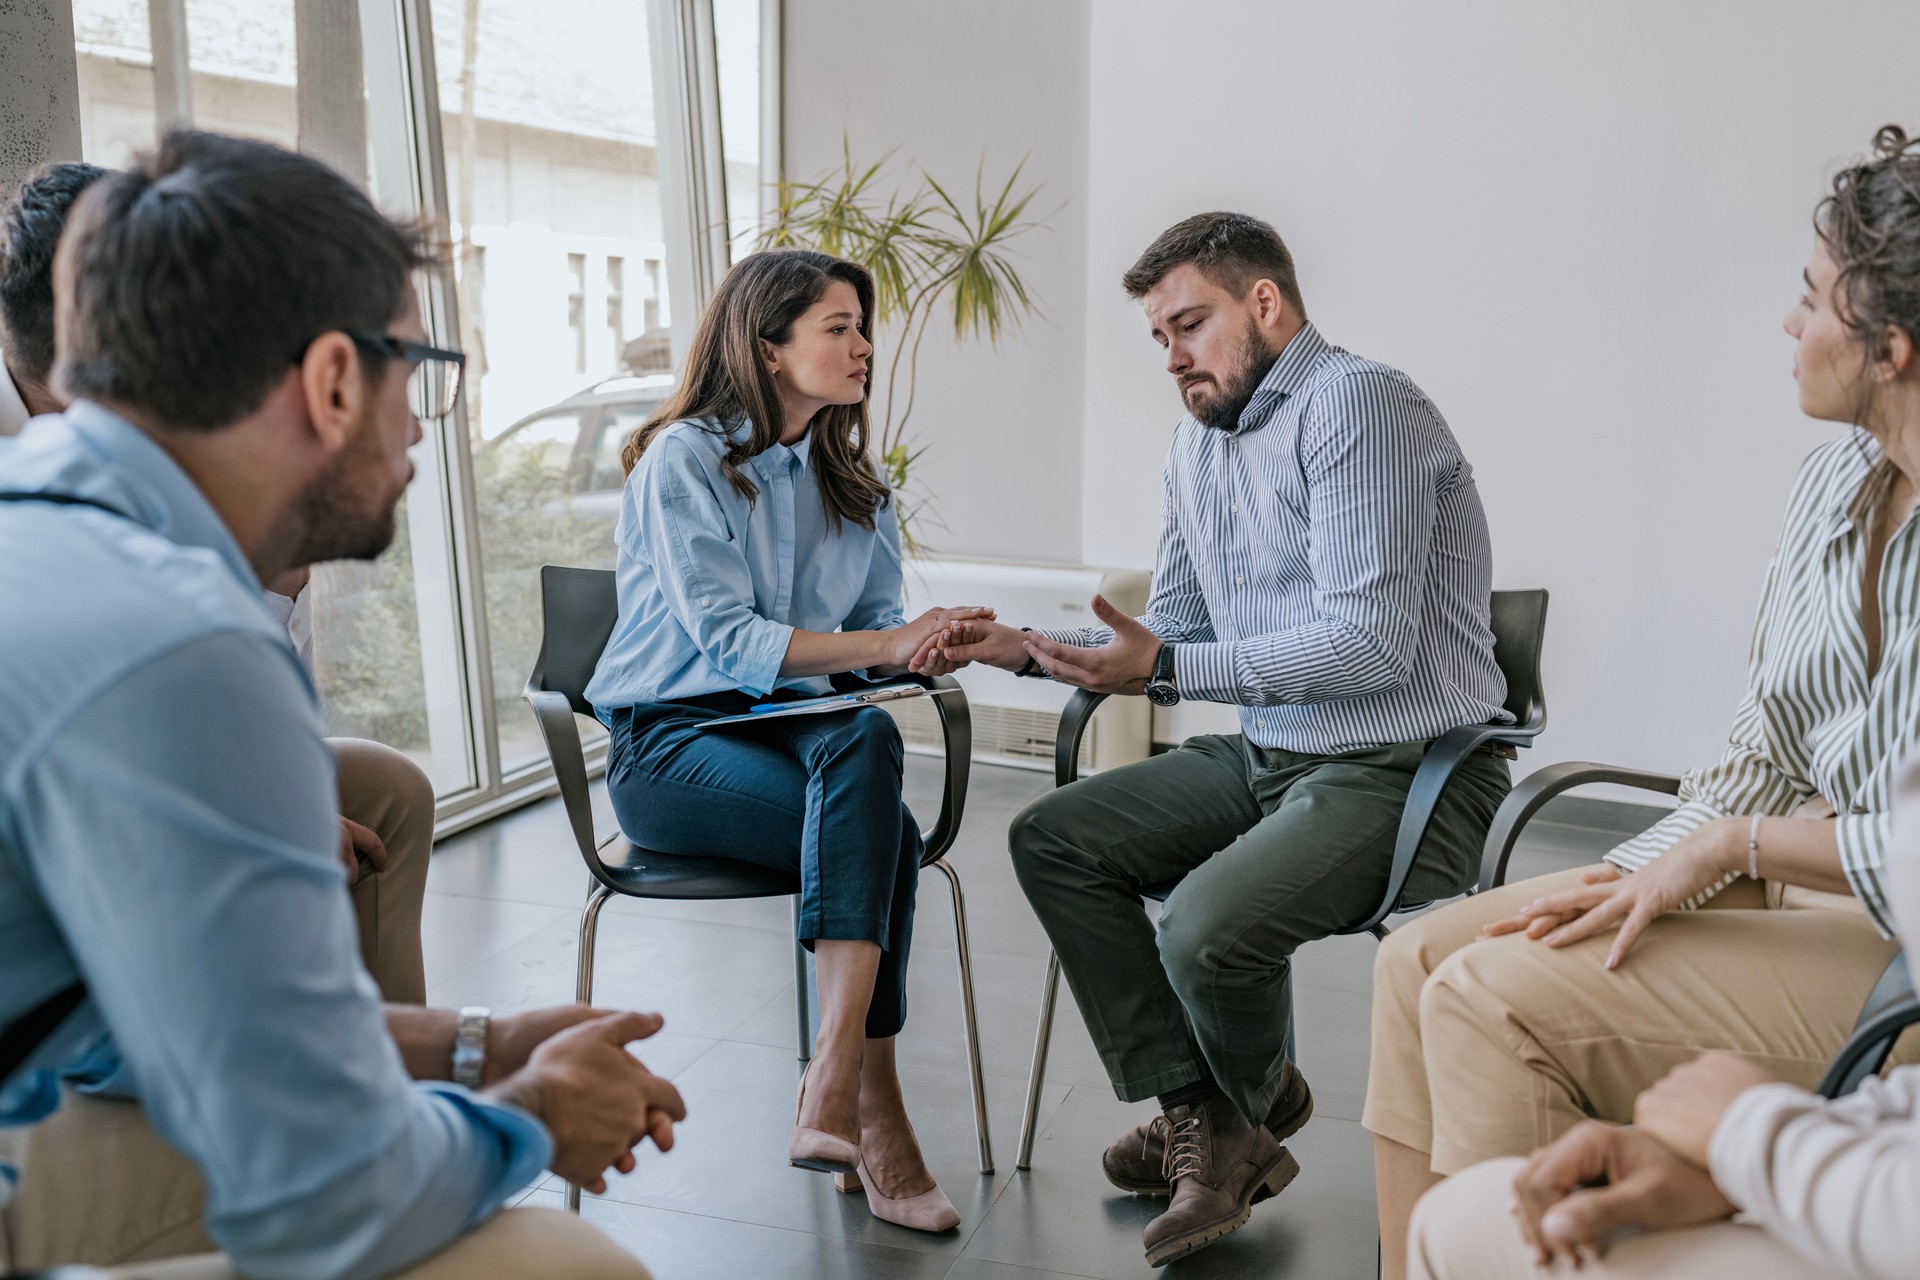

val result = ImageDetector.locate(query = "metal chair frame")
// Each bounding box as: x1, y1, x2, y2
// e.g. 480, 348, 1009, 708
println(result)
524, 566, 993, 1210
1016, 590, 1551, 1168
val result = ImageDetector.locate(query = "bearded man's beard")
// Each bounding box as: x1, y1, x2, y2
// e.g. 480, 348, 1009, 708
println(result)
1181, 316, 1280, 431
289, 438, 401, 567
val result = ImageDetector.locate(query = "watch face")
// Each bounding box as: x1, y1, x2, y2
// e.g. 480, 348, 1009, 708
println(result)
1146, 682, 1180, 708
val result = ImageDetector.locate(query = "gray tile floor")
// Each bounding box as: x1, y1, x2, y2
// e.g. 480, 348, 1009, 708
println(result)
425, 756, 1618, 1280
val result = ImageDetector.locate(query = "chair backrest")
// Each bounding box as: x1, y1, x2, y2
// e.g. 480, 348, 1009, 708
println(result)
1489, 588, 1548, 736
530, 565, 619, 716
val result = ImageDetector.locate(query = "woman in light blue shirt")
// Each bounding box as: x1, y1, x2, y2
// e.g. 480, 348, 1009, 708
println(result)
585, 249, 982, 1233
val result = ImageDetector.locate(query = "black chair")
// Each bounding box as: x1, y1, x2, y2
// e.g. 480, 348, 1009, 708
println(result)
1014, 589, 1551, 1168
524, 566, 994, 1209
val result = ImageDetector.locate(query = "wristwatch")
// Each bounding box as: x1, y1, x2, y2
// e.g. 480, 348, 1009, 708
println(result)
1014, 626, 1047, 678
1145, 643, 1180, 707
452, 1005, 490, 1089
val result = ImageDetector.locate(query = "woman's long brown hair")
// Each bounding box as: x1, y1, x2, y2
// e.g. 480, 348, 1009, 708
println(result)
619, 248, 890, 530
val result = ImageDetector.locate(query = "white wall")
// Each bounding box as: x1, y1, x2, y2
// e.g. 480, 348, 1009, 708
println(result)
1079, 0, 1920, 778
781, 0, 1090, 563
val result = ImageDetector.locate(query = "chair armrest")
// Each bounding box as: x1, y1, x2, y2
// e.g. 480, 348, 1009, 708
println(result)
524, 688, 602, 865
1477, 761, 1682, 893
1345, 724, 1510, 936
921, 675, 972, 863
1819, 952, 1918, 1098
1055, 688, 1110, 789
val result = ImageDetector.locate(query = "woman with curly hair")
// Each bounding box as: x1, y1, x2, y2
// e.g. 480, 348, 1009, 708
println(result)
1366, 125, 1920, 1279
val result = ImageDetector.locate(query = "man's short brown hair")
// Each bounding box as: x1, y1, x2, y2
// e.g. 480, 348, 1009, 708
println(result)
56, 130, 435, 431
1121, 211, 1306, 317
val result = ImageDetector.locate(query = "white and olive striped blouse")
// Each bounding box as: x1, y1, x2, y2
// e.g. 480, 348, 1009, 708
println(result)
1605, 433, 1920, 936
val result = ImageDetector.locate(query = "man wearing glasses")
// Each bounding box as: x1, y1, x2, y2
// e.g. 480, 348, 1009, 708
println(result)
0, 163, 442, 1009
0, 132, 669, 1278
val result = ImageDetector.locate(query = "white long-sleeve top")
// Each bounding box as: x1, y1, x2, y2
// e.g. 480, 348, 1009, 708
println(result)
1706, 756, 1920, 1279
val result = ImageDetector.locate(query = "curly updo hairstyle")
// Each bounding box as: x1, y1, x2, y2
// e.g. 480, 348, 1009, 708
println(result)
1816, 125, 1920, 370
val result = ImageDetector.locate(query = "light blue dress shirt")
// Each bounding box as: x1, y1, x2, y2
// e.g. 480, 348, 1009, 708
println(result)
584, 417, 906, 712
0, 403, 549, 1280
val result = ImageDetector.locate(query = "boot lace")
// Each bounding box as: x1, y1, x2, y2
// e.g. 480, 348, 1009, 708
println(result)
1161, 1110, 1208, 1184
1139, 1114, 1171, 1165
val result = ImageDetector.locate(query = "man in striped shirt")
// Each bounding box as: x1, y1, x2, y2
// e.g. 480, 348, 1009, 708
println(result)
938, 212, 1511, 1263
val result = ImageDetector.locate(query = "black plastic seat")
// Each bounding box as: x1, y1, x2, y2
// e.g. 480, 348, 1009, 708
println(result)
1017, 588, 1551, 1168
524, 565, 994, 1208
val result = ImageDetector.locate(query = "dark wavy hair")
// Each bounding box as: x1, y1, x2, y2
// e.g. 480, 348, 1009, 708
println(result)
619, 247, 889, 530
1816, 125, 1920, 374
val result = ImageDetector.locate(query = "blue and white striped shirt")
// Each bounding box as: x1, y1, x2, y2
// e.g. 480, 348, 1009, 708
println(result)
1046, 322, 1507, 754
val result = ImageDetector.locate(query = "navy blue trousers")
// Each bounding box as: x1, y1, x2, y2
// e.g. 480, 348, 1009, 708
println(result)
606, 693, 923, 1039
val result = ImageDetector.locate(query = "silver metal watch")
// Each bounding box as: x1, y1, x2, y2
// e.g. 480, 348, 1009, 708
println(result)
452, 1005, 490, 1089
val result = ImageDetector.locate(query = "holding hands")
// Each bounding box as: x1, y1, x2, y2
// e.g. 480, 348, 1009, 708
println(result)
929, 595, 1163, 695
887, 605, 996, 676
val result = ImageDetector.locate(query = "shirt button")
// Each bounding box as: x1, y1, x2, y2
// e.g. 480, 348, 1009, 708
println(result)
1230, 505, 1240, 513
1236, 575, 1246, 585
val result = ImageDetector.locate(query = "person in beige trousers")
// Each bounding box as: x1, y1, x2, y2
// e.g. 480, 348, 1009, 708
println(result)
1407, 749, 1920, 1279
1364, 125, 1920, 1280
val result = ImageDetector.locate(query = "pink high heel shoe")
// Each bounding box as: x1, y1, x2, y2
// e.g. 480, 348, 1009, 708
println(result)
834, 1153, 961, 1233
787, 1060, 859, 1175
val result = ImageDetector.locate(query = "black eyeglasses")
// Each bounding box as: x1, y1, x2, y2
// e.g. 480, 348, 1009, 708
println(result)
344, 331, 467, 421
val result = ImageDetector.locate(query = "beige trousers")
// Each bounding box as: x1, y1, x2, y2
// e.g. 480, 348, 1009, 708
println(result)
335, 736, 434, 1004
1407, 1157, 1822, 1280
1362, 862, 1901, 1173
99, 1207, 649, 1279
0, 741, 439, 1271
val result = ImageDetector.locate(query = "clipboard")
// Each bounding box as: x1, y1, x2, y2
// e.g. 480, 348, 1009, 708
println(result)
698, 683, 963, 729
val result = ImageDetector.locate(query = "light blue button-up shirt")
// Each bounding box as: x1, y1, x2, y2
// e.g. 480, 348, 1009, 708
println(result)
0, 403, 549, 1280
584, 417, 906, 711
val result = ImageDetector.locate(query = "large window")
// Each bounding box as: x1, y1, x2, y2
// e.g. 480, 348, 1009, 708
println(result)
67, 0, 772, 827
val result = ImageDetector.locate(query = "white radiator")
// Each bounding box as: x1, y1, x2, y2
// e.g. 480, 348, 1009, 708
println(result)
887, 558, 1153, 773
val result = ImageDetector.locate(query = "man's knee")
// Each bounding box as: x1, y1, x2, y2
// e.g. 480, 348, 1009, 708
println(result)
1155, 894, 1245, 994
331, 737, 434, 843
1007, 790, 1082, 891
1406, 1158, 1529, 1278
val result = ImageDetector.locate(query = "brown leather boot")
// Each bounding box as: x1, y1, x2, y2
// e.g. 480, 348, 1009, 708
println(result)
1100, 1061, 1313, 1195
1140, 1093, 1300, 1266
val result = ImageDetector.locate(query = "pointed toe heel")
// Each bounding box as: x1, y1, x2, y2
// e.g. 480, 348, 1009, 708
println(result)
847, 1153, 960, 1233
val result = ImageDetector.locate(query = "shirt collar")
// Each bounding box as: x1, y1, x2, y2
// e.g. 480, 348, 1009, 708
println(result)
1229, 321, 1329, 435
11, 400, 261, 589
1829, 429, 1892, 541
746, 424, 811, 482
0, 361, 32, 439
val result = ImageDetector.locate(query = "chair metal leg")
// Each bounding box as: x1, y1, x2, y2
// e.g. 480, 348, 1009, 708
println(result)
1017, 950, 1062, 1170
568, 882, 616, 1212
792, 895, 812, 1063
933, 858, 994, 1175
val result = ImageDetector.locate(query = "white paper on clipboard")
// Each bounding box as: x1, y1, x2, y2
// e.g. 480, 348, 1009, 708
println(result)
698, 683, 963, 729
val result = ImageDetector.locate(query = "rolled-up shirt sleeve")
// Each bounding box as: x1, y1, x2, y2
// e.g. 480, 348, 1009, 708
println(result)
15, 630, 549, 1280
1709, 1071, 1920, 1280
635, 437, 796, 696
1177, 371, 1439, 706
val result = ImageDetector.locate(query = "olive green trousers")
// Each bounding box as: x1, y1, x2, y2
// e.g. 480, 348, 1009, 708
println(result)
1009, 732, 1509, 1125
